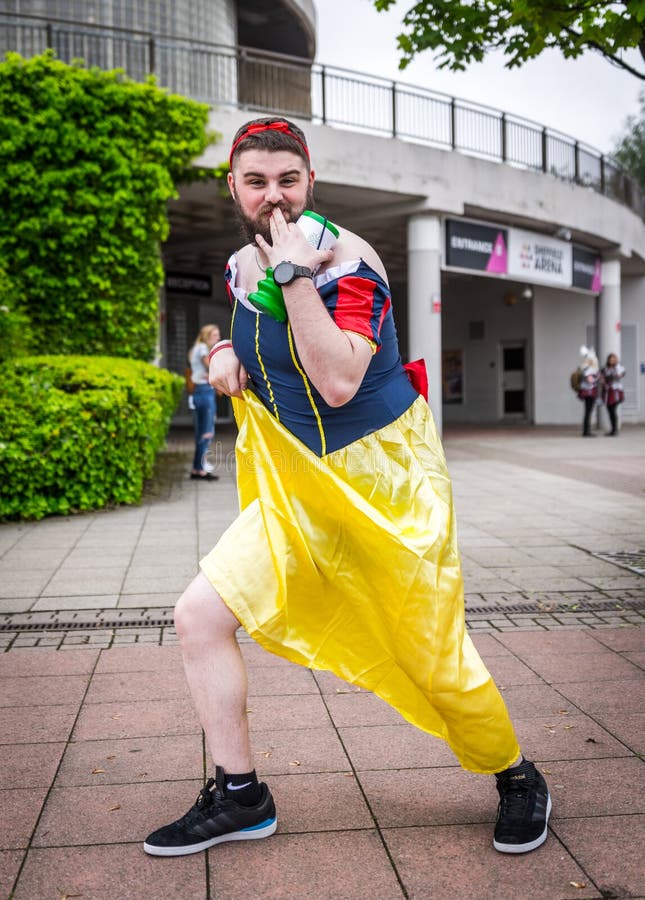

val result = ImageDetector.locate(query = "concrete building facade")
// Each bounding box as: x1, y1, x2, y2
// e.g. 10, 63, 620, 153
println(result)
2, 0, 644, 429
184, 109, 645, 431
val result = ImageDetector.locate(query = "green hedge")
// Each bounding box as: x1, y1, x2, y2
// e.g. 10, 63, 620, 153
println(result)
0, 356, 183, 520
0, 265, 32, 363
0, 51, 216, 360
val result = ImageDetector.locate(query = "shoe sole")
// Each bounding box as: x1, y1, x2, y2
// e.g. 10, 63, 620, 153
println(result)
143, 816, 277, 857
493, 795, 551, 854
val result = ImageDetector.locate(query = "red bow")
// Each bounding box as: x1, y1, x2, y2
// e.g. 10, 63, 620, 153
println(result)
229, 121, 310, 166
246, 122, 290, 137
403, 359, 429, 401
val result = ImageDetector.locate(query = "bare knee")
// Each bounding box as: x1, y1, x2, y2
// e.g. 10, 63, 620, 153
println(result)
174, 572, 239, 648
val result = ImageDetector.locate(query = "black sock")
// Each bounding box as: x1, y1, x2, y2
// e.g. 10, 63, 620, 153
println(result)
497, 755, 525, 777
223, 769, 261, 806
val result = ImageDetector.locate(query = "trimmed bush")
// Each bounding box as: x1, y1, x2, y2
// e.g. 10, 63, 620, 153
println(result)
0, 356, 183, 520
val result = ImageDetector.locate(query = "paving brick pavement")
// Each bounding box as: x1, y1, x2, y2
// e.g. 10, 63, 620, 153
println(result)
0, 423, 643, 898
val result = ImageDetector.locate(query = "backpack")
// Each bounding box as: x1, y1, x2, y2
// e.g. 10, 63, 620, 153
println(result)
570, 369, 582, 392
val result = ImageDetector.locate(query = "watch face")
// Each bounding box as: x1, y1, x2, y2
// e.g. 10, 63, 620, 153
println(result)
273, 261, 296, 286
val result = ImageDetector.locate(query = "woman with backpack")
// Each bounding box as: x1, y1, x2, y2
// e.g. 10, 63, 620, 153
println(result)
576, 347, 600, 437
600, 353, 626, 436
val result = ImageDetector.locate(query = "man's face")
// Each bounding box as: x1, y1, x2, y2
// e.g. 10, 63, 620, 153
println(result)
228, 149, 315, 244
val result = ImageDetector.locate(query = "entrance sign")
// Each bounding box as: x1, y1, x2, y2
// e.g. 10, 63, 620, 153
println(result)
507, 229, 571, 287
572, 246, 602, 292
445, 219, 508, 273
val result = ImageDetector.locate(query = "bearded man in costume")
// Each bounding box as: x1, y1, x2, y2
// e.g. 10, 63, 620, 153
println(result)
144, 117, 551, 857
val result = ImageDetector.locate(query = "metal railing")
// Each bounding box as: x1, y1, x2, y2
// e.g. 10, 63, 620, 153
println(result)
1, 11, 642, 219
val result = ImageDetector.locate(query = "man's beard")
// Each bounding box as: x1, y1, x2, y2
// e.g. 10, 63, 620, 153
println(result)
233, 185, 316, 245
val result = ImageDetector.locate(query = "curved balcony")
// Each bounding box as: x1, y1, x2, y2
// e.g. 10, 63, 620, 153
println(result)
0, 10, 641, 220
238, 0, 316, 60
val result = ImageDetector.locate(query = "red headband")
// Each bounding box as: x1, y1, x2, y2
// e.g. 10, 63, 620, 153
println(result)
228, 121, 310, 167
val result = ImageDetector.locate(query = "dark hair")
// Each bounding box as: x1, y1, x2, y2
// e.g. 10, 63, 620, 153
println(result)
229, 117, 310, 170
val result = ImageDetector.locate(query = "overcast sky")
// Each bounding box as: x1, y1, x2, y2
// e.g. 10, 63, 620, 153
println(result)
313, 0, 642, 155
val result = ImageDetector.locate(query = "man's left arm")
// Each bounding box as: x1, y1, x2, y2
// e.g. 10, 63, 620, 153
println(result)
256, 209, 375, 407
281, 278, 374, 407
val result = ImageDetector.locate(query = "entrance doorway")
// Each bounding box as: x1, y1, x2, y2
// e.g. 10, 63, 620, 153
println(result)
500, 341, 527, 419
166, 294, 234, 425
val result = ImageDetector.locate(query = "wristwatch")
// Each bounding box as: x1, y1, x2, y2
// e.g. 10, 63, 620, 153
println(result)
272, 261, 314, 286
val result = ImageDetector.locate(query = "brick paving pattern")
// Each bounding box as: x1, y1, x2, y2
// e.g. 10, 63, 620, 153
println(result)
1, 423, 643, 898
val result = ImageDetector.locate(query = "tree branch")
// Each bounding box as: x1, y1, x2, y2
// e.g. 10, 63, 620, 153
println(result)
547, 2, 613, 11
562, 25, 645, 79
588, 40, 645, 78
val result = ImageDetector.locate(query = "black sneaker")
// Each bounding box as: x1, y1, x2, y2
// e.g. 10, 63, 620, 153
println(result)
493, 760, 551, 853
143, 767, 277, 857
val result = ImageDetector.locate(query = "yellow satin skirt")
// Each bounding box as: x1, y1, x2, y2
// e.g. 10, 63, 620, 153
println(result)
200, 391, 520, 773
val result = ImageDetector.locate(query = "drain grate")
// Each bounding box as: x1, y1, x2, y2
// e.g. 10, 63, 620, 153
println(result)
466, 598, 644, 615
1, 597, 643, 634
0, 617, 174, 633
592, 551, 645, 577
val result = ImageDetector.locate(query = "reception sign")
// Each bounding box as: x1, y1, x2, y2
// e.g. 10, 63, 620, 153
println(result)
165, 271, 212, 296
507, 229, 571, 287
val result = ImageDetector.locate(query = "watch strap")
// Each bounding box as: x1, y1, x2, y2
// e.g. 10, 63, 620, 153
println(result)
273, 261, 314, 285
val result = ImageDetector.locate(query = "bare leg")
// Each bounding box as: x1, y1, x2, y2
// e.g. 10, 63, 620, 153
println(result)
174, 572, 253, 773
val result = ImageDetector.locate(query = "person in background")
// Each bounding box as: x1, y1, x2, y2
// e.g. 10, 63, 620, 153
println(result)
601, 353, 626, 437
578, 347, 600, 437
189, 324, 220, 480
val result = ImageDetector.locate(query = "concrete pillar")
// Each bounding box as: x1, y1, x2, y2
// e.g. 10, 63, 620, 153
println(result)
598, 259, 621, 366
407, 214, 442, 433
